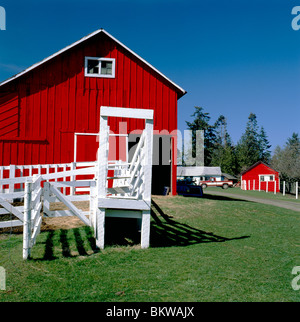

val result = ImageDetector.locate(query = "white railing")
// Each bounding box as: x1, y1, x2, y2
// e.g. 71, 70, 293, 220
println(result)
0, 162, 97, 259
0, 161, 95, 196
128, 132, 146, 199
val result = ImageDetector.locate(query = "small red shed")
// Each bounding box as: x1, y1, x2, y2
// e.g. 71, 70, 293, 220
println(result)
241, 161, 280, 192
0, 29, 186, 195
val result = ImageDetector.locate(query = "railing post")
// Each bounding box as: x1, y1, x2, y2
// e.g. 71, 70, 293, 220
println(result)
23, 181, 32, 260
95, 115, 109, 249
141, 119, 153, 249
9, 165, 16, 200
89, 181, 97, 229
70, 162, 75, 196
43, 181, 51, 217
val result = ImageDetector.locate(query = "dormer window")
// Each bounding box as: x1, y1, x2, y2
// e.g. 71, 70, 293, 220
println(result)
84, 57, 115, 78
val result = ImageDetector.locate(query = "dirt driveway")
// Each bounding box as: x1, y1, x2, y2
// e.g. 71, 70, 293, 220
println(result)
204, 190, 300, 212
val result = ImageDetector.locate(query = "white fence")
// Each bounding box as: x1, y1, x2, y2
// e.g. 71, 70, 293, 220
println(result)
241, 179, 299, 199
0, 162, 95, 196
0, 162, 97, 259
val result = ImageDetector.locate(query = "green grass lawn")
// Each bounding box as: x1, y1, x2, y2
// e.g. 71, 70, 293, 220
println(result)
0, 194, 300, 302
205, 186, 300, 203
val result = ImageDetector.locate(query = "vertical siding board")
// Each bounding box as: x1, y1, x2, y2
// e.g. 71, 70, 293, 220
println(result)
116, 48, 124, 108
123, 52, 131, 108
0, 141, 3, 166
3, 142, 10, 166
54, 84, 63, 163
86, 41, 97, 132
162, 86, 169, 131
18, 83, 26, 165
68, 72, 76, 132
136, 63, 144, 130
156, 80, 163, 132
10, 142, 17, 165
129, 58, 137, 131
32, 70, 41, 165
149, 72, 157, 129
89, 89, 97, 132
122, 52, 131, 133
52, 57, 62, 164
143, 68, 150, 109
40, 86, 48, 164
61, 55, 70, 133
47, 79, 55, 164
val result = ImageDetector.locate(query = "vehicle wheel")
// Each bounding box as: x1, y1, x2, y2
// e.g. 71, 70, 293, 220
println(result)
222, 184, 229, 189
202, 184, 207, 189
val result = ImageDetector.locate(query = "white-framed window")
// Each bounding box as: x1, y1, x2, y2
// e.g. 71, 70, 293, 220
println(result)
84, 57, 115, 78
259, 175, 275, 182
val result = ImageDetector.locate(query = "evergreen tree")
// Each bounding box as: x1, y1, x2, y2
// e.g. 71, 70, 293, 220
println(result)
258, 126, 272, 163
211, 115, 237, 175
185, 106, 217, 166
236, 113, 260, 171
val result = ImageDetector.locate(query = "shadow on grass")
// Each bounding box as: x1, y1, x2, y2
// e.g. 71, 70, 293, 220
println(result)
38, 198, 249, 260
40, 219, 140, 260
150, 199, 250, 248
201, 193, 251, 202
41, 226, 99, 261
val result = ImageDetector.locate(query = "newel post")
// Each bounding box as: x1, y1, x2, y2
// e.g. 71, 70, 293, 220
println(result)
23, 181, 32, 260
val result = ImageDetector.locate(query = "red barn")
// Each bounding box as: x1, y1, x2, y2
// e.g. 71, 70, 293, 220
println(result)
241, 161, 280, 192
0, 29, 186, 195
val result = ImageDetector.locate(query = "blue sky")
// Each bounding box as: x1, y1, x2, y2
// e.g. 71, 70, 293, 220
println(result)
0, 0, 300, 152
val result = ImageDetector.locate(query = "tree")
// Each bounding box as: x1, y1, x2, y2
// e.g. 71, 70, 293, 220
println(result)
271, 133, 300, 182
185, 106, 217, 166
236, 113, 261, 171
235, 113, 272, 172
210, 115, 237, 175
258, 126, 272, 164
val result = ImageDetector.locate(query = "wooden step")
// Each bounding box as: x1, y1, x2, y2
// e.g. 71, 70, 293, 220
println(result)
107, 186, 130, 194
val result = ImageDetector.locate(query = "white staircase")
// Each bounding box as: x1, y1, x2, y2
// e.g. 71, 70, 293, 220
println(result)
92, 106, 154, 249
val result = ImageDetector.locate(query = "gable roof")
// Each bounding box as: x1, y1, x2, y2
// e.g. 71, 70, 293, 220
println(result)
0, 29, 187, 98
241, 161, 278, 176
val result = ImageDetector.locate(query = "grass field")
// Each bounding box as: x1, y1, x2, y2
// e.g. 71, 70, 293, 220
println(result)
0, 194, 300, 302
205, 186, 300, 203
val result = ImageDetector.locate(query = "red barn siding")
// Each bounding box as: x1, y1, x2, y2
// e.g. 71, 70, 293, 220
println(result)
0, 31, 183, 195
241, 162, 280, 192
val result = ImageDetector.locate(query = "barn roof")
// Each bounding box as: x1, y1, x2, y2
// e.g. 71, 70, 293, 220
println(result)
177, 166, 222, 177
0, 29, 187, 98
241, 161, 278, 175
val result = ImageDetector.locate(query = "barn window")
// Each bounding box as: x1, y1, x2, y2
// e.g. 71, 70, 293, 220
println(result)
84, 57, 115, 78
